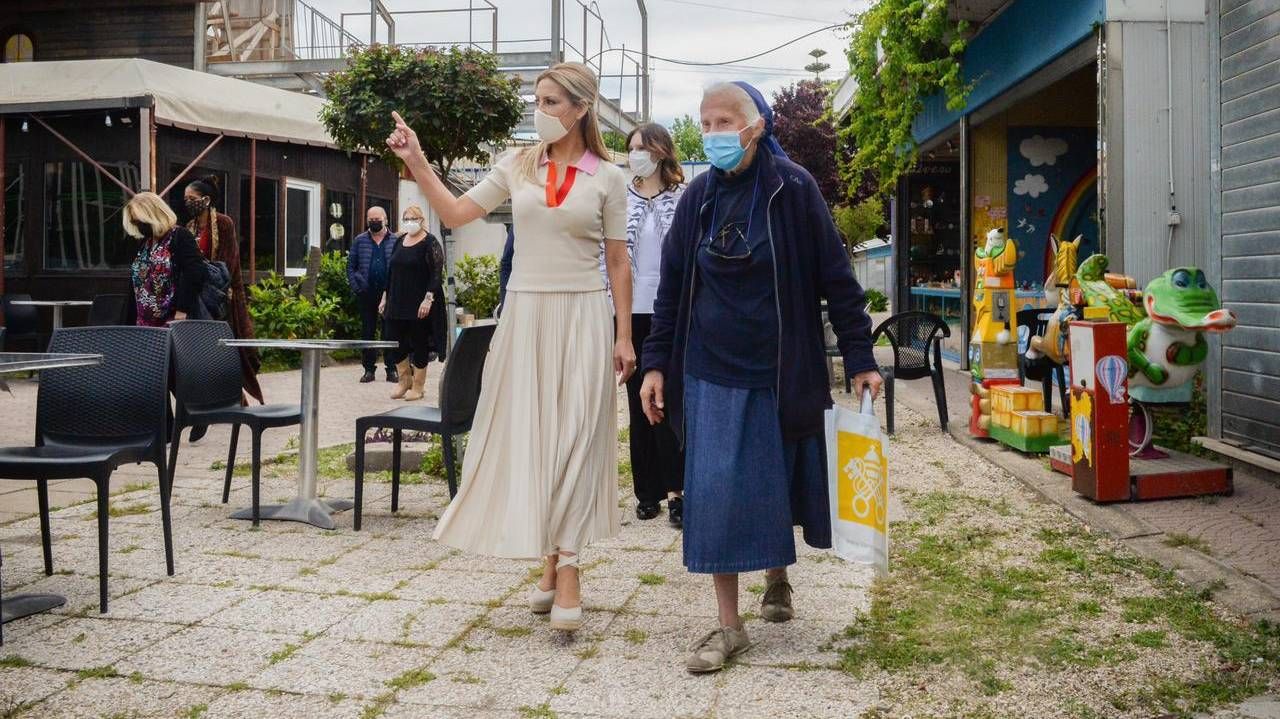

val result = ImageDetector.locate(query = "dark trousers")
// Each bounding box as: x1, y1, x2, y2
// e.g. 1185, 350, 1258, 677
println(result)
386, 317, 434, 369
625, 313, 685, 504
358, 291, 394, 372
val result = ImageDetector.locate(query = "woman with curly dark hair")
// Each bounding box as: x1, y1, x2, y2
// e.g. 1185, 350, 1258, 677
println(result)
184, 174, 264, 404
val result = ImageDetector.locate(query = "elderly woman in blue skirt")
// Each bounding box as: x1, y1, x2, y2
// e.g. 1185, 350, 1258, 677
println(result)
639, 81, 883, 673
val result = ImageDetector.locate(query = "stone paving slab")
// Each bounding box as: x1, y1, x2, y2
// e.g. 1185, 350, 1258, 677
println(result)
2, 360, 1275, 717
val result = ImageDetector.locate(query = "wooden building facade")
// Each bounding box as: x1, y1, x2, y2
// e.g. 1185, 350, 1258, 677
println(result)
1, 58, 398, 319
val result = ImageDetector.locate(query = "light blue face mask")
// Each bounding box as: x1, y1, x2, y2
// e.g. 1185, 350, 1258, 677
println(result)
703, 130, 747, 171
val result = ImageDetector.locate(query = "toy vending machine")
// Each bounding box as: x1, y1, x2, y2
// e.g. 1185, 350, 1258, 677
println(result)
1066, 321, 1130, 502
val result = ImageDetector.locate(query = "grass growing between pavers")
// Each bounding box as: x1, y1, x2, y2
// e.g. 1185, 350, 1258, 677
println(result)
837, 485, 1280, 718
212, 442, 449, 488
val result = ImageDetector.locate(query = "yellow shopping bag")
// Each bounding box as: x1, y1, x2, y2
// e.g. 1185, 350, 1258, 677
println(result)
825, 389, 889, 574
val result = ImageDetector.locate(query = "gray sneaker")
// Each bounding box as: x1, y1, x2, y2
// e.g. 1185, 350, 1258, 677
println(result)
760, 579, 795, 623
685, 625, 751, 674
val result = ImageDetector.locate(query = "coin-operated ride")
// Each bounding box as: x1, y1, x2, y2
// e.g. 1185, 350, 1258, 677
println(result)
1049, 265, 1237, 501
969, 229, 1021, 439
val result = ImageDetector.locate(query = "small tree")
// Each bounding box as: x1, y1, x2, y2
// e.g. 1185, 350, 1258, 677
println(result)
669, 114, 706, 161
833, 196, 885, 251
321, 45, 524, 177
804, 48, 831, 80
603, 130, 628, 154
772, 80, 841, 206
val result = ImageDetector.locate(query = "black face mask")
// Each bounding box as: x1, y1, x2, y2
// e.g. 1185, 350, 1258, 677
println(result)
186, 197, 209, 218
368, 220, 384, 233
136, 222, 154, 239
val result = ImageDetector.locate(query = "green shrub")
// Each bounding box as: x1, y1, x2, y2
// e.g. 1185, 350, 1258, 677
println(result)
1149, 372, 1210, 457
864, 288, 889, 313
834, 196, 885, 251
317, 250, 361, 341
247, 274, 336, 370
454, 254, 500, 319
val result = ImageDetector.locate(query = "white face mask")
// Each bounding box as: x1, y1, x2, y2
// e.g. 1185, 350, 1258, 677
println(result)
629, 149, 658, 178
401, 220, 422, 235
534, 108, 573, 144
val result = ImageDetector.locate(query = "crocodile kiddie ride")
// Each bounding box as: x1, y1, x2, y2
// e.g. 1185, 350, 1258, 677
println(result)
1126, 267, 1237, 454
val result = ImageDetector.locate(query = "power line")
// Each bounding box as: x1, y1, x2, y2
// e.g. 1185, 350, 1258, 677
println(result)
654, 0, 843, 24
588, 23, 847, 67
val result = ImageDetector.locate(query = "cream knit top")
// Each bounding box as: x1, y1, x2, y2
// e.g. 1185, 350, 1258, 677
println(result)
464, 149, 628, 293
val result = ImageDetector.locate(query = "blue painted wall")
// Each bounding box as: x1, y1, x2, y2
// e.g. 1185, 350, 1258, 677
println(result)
913, 0, 1105, 143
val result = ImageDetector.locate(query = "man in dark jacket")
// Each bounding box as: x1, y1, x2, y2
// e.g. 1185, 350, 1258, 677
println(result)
346, 206, 399, 383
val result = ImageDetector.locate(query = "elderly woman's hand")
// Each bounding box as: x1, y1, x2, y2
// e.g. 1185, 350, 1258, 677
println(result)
639, 370, 664, 425
850, 369, 884, 400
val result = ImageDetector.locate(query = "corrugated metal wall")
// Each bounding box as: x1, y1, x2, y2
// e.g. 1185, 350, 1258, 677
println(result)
1217, 0, 1280, 456
1115, 21, 1213, 285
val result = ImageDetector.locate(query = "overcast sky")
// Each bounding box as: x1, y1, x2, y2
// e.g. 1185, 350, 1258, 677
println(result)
307, 0, 867, 126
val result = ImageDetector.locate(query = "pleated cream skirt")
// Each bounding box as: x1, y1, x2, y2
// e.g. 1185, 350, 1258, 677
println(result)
432, 289, 621, 559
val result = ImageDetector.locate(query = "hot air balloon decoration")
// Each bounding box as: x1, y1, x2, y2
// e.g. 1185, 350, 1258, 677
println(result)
1094, 356, 1128, 405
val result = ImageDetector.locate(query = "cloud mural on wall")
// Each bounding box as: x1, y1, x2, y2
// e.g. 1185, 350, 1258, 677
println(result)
1019, 134, 1069, 167
1013, 173, 1049, 198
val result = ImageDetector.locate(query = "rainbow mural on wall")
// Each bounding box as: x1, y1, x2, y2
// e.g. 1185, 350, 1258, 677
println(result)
1045, 165, 1098, 280
1006, 127, 1100, 285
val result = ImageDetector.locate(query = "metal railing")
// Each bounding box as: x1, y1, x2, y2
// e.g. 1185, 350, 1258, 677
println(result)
205, 0, 363, 64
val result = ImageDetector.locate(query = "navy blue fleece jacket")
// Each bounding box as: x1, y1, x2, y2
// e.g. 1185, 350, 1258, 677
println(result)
641, 149, 877, 443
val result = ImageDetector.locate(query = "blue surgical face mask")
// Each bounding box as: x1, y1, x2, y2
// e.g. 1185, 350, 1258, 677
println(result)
703, 130, 747, 171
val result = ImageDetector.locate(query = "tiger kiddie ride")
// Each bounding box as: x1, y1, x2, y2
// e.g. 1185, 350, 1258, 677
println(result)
1048, 265, 1237, 502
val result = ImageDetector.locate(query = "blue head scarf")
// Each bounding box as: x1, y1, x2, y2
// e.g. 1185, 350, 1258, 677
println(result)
731, 80, 790, 161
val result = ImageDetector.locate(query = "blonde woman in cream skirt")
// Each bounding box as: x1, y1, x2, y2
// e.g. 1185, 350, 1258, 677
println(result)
385, 62, 634, 632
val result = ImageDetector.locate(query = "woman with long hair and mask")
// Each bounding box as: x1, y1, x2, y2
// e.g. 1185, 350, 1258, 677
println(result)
385, 62, 634, 633
183, 175, 264, 404
623, 123, 687, 527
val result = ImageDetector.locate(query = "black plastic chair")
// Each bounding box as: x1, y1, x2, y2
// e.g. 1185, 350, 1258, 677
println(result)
87, 294, 130, 326
166, 320, 300, 526
1, 294, 42, 351
872, 311, 952, 435
1016, 308, 1070, 418
0, 326, 175, 613
353, 322, 496, 530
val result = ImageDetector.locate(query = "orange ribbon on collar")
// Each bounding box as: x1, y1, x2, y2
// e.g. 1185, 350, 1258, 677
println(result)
544, 161, 578, 208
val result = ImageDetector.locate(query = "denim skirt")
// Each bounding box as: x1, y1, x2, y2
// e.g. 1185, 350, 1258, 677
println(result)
682, 375, 832, 574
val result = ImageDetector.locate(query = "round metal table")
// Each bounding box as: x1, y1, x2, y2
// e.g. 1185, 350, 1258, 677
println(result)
0, 352, 103, 629
8, 300, 93, 331
218, 339, 398, 530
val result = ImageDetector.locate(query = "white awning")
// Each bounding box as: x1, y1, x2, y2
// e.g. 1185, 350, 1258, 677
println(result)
0, 58, 338, 148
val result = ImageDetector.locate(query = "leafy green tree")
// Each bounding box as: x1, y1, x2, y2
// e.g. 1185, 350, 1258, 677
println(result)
603, 130, 628, 154
838, 0, 969, 196
321, 45, 524, 177
833, 196, 886, 251
669, 114, 706, 162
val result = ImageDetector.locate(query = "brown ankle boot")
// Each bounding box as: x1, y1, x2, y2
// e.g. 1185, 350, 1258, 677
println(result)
389, 360, 412, 400
404, 366, 427, 401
